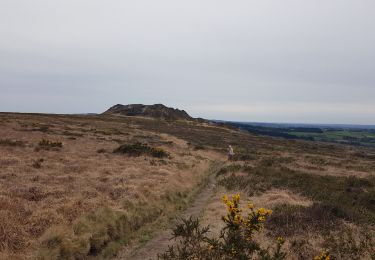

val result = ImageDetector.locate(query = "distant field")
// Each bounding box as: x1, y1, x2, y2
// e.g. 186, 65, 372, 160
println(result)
291, 129, 375, 146
227, 121, 375, 147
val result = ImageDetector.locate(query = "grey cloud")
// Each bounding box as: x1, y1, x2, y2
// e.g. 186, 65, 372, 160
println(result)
1, 0, 375, 123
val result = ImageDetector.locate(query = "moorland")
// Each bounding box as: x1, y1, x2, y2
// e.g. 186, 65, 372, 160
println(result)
0, 110, 374, 259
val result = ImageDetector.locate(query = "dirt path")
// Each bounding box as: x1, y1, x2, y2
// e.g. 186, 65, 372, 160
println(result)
115, 162, 223, 260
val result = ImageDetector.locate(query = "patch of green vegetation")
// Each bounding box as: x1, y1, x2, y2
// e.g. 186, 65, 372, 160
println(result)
113, 142, 170, 158
38, 139, 63, 150
218, 165, 375, 224
290, 130, 375, 147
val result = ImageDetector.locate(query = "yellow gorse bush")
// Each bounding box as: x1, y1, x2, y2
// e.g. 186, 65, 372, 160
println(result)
220, 194, 287, 259
222, 194, 275, 241
161, 193, 335, 259
160, 193, 286, 259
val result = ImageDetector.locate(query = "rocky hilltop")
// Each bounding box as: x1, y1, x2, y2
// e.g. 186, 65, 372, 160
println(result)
103, 104, 193, 120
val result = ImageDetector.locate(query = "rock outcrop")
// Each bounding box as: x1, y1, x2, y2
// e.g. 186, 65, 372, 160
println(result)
103, 104, 193, 121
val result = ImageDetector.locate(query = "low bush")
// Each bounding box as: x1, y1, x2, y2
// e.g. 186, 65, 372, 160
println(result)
113, 142, 170, 158
38, 139, 63, 150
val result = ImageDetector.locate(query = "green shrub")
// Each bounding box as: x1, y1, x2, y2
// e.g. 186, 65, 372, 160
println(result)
113, 142, 169, 158
38, 139, 63, 150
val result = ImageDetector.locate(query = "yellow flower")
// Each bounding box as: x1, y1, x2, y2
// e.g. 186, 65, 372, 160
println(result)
314, 250, 330, 260
257, 208, 272, 216
233, 194, 240, 203
247, 201, 254, 209
257, 208, 266, 215
277, 237, 285, 244
222, 195, 228, 203
233, 214, 242, 224
227, 202, 235, 212
258, 216, 266, 222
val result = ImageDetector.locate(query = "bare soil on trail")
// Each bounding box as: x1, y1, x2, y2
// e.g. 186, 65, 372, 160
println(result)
115, 163, 223, 260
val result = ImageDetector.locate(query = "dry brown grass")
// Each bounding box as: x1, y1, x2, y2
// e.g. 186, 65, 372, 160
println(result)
1, 112, 374, 259
0, 113, 223, 259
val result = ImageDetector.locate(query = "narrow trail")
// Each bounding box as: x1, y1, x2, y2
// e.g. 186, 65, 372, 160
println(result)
115, 162, 223, 260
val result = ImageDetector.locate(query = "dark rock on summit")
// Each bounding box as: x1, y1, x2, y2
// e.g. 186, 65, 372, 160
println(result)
103, 104, 193, 121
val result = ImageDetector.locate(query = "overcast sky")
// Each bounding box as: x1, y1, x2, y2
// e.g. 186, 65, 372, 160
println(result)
1, 1, 374, 124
